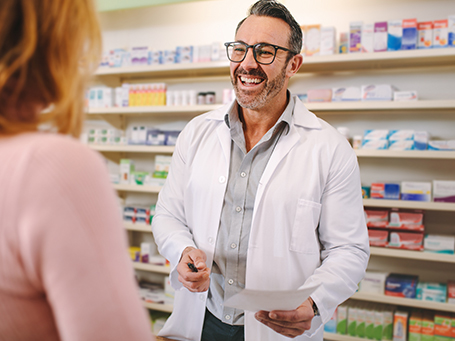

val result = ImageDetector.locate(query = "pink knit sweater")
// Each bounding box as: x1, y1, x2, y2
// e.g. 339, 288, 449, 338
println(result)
0, 133, 154, 340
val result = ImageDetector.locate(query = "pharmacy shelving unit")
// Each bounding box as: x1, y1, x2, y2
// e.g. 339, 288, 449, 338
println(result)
91, 47, 455, 314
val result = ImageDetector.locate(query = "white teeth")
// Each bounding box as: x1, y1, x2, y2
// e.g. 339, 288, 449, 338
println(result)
240, 76, 262, 84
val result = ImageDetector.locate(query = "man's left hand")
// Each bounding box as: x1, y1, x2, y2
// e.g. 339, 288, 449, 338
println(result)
254, 298, 315, 338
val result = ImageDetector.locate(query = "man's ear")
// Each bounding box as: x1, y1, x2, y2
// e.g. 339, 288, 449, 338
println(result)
286, 54, 303, 77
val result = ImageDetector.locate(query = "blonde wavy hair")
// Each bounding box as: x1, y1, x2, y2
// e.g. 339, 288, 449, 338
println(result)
0, 0, 101, 137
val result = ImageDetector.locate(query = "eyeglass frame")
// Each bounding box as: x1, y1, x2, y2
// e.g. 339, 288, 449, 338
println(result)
224, 41, 298, 65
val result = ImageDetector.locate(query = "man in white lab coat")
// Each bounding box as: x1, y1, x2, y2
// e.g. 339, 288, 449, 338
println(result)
151, 0, 370, 340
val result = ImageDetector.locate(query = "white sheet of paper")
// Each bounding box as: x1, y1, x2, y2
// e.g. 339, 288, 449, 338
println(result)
224, 281, 320, 312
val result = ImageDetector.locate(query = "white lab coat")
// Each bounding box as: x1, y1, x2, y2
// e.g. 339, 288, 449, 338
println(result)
152, 95, 370, 341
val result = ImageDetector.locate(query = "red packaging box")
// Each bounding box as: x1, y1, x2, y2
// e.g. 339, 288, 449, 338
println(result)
365, 209, 389, 228
368, 229, 389, 247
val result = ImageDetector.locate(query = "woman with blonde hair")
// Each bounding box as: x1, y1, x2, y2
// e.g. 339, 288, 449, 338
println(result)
0, 1, 154, 340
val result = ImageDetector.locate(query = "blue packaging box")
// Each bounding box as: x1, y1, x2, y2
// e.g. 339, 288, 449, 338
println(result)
385, 273, 418, 298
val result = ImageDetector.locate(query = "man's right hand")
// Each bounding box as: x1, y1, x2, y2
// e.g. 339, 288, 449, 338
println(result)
177, 247, 211, 292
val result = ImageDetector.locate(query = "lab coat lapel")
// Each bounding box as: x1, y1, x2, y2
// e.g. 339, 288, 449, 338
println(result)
215, 118, 232, 165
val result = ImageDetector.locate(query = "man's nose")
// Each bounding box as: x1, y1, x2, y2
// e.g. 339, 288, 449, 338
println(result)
240, 47, 259, 69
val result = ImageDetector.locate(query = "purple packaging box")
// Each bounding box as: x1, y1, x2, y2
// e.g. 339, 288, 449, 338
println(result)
374, 22, 388, 52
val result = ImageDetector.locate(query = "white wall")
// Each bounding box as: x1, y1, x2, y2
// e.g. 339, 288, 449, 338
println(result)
99, 0, 455, 51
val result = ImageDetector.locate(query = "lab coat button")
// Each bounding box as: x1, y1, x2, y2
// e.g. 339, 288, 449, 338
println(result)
219, 176, 226, 183
228, 279, 234, 285
208, 237, 214, 244
199, 295, 204, 301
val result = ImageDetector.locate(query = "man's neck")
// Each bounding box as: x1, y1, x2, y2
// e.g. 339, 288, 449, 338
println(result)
239, 92, 289, 152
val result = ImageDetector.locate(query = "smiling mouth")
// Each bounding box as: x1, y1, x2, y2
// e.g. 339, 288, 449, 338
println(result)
239, 76, 265, 86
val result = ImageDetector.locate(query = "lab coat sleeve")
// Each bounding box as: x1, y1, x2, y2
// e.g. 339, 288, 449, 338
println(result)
303, 144, 370, 334
151, 126, 197, 290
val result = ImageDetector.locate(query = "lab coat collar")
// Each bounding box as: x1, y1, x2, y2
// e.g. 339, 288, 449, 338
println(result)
204, 94, 322, 130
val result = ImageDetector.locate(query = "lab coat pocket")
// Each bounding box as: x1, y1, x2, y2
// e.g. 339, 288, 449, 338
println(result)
290, 199, 322, 253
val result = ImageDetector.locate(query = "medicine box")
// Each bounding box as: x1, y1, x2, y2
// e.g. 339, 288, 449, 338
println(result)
320, 27, 336, 55
368, 229, 389, 247
393, 91, 418, 101
339, 32, 348, 54
402, 19, 418, 50
349, 21, 363, 53
307, 88, 332, 102
370, 183, 400, 200
120, 159, 135, 185
387, 209, 424, 231
365, 209, 389, 228
140, 242, 157, 263
434, 314, 452, 339
359, 271, 389, 294
362, 84, 397, 101
428, 140, 455, 151
362, 140, 388, 150
385, 273, 418, 298
424, 234, 455, 254
418, 21, 433, 49
363, 129, 389, 140
417, 282, 447, 303
131, 46, 149, 65
176, 46, 193, 63
414, 131, 429, 150
388, 20, 402, 51
433, 180, 455, 203
388, 231, 424, 250
449, 15, 455, 47
401, 181, 432, 202
374, 21, 388, 52
348, 306, 357, 337
409, 312, 422, 341
433, 19, 449, 48
448, 281, 455, 304
388, 140, 415, 151
362, 23, 374, 53
388, 130, 414, 141
393, 311, 409, 341
332, 87, 361, 101
365, 310, 375, 340
356, 306, 367, 338
337, 305, 348, 334
324, 309, 337, 333
304, 24, 321, 56
421, 314, 435, 341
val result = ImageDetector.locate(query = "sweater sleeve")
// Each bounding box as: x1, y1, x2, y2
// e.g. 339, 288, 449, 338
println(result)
16, 136, 154, 341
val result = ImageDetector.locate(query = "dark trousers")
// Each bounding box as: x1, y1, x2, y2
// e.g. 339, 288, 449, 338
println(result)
201, 309, 245, 341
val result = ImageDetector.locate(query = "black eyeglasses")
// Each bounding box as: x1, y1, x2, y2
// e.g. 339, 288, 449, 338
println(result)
224, 41, 297, 65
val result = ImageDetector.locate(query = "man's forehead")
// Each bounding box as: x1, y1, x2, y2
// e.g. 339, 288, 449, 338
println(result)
235, 15, 290, 45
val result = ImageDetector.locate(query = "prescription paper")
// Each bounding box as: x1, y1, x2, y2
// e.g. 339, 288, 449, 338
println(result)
224, 281, 320, 312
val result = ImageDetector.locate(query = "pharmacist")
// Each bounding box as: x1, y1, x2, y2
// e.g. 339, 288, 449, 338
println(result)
152, 0, 370, 340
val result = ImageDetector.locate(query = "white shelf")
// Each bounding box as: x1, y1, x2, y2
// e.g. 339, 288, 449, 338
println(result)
363, 199, 455, 211
90, 144, 175, 153
306, 99, 455, 114
323, 333, 365, 341
94, 49, 455, 79
87, 104, 220, 116
125, 222, 152, 232
112, 184, 162, 193
355, 150, 455, 159
370, 246, 455, 263
87, 100, 455, 117
143, 301, 173, 313
350, 292, 455, 312
132, 262, 170, 274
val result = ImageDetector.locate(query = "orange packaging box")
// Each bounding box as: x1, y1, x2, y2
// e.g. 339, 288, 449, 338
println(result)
434, 314, 451, 337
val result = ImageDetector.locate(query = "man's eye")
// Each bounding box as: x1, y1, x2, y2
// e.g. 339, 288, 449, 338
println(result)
257, 50, 273, 56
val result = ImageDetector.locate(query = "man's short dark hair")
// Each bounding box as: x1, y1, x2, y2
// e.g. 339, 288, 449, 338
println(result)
236, 0, 302, 56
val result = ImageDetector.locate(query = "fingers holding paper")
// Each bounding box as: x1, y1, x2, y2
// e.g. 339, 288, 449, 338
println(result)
254, 298, 314, 338
177, 247, 211, 292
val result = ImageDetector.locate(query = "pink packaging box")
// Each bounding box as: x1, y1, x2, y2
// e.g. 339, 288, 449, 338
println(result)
368, 229, 389, 247
388, 231, 424, 250
387, 209, 424, 231
307, 89, 332, 103
365, 209, 389, 228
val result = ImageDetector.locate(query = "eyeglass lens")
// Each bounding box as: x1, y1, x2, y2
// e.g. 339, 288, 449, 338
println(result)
227, 43, 276, 64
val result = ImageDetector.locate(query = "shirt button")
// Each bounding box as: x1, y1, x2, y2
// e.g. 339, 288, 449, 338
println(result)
230, 243, 237, 249
199, 295, 204, 301
240, 172, 247, 178
235, 206, 242, 212
208, 237, 214, 244
228, 279, 234, 285
219, 176, 226, 183
225, 315, 231, 320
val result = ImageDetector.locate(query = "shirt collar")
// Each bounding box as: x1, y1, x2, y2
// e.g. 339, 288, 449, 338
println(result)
224, 90, 295, 136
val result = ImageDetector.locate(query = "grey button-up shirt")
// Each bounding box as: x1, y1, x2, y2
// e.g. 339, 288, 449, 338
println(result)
206, 93, 295, 325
